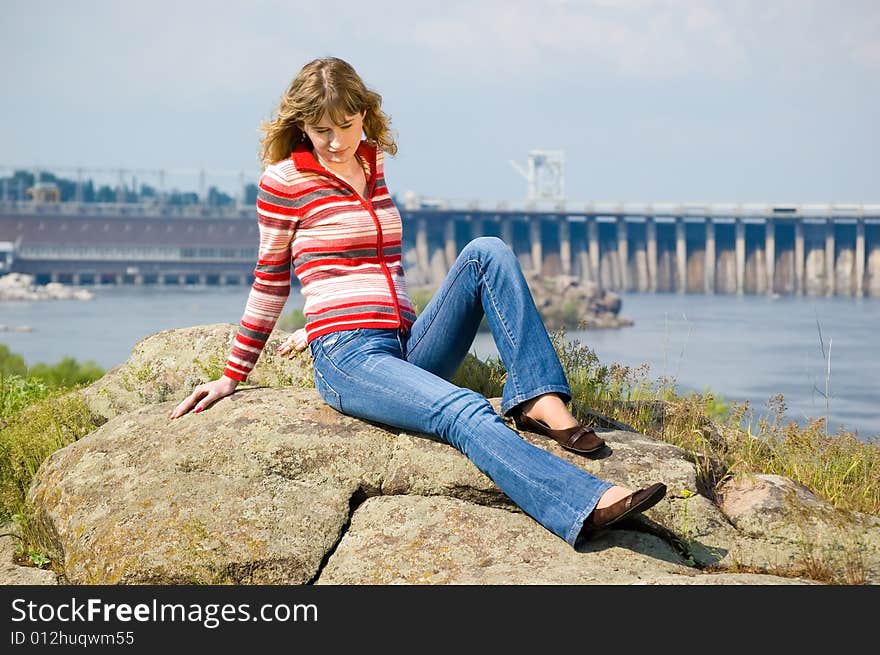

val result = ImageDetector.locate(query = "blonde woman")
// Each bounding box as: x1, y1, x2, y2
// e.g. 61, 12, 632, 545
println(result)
170, 57, 666, 546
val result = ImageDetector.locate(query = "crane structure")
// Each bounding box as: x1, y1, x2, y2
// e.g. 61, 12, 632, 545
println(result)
510, 150, 566, 204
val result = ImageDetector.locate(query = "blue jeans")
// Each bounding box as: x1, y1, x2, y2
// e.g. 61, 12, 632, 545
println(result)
309, 237, 613, 546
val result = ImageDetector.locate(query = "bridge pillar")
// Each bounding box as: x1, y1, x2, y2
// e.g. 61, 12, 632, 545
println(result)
529, 219, 542, 274
239, 274, 248, 286
50, 272, 59, 284
825, 219, 835, 296
415, 218, 429, 273
646, 218, 657, 293
198, 274, 207, 286
588, 218, 600, 286
470, 217, 484, 240
115, 274, 124, 286
559, 218, 571, 276
500, 217, 514, 249
72, 273, 81, 286
795, 219, 805, 295
856, 219, 866, 297
444, 220, 456, 271
616, 217, 628, 291
705, 219, 715, 294
675, 218, 687, 294
765, 219, 775, 295
735, 219, 745, 295
178, 274, 186, 286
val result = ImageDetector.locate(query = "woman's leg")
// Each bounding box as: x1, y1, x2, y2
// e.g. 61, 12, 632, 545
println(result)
310, 328, 613, 546
403, 237, 572, 420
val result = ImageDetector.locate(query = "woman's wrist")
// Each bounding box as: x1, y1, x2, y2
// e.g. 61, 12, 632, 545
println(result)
221, 374, 241, 389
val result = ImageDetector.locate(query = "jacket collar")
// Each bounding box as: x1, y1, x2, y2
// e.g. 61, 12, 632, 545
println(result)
290, 140, 378, 195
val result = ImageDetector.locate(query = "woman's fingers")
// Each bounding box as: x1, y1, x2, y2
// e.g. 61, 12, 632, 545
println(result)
168, 378, 238, 420
192, 391, 214, 413
276, 329, 308, 359
169, 387, 207, 419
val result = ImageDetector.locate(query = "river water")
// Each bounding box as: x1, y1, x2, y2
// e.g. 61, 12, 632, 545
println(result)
1, 286, 877, 441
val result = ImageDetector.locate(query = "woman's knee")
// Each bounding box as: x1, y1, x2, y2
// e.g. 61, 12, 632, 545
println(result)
462, 236, 515, 262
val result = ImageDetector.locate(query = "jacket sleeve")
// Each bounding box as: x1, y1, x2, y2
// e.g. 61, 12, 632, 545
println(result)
222, 169, 299, 382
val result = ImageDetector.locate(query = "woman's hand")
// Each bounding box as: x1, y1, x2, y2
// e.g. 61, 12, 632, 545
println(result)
276, 328, 307, 359
168, 376, 239, 419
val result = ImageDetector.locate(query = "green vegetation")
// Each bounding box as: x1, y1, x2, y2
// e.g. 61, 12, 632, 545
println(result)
543, 329, 879, 517
276, 308, 306, 332
0, 169, 257, 207
0, 346, 106, 526
0, 345, 104, 394
2, 332, 878, 583
0, 389, 100, 523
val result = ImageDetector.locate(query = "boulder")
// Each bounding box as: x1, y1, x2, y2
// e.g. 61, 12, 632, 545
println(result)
4, 324, 878, 585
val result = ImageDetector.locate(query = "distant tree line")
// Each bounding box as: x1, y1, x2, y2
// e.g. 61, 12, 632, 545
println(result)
0, 170, 259, 207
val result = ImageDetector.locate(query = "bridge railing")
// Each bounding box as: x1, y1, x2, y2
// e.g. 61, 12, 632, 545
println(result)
2, 198, 879, 220
0, 200, 252, 219
405, 196, 880, 218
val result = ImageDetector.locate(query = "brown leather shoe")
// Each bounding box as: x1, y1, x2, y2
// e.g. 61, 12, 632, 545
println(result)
510, 407, 606, 454
584, 483, 667, 533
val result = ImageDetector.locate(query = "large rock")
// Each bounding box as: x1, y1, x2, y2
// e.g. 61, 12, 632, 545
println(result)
0, 272, 93, 301
80, 322, 314, 422
6, 324, 879, 585
524, 273, 633, 330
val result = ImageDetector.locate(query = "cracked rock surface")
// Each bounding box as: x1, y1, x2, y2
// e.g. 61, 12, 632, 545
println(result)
5, 324, 878, 585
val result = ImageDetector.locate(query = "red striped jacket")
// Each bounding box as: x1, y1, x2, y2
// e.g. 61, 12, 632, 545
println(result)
223, 140, 416, 383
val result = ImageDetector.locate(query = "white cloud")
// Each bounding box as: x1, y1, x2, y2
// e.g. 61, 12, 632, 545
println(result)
399, 0, 749, 80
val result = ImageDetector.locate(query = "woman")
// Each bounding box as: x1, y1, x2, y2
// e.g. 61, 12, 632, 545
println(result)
169, 57, 666, 547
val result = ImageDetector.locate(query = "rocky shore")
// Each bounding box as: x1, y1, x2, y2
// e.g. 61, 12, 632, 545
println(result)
3, 323, 877, 585
0, 273, 94, 301
524, 273, 633, 330
410, 273, 633, 331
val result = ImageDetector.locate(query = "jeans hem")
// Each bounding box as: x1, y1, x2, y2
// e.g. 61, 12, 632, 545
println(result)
565, 480, 614, 547
501, 384, 573, 417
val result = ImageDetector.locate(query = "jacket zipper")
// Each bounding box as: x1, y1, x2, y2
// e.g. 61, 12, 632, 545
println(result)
302, 158, 406, 333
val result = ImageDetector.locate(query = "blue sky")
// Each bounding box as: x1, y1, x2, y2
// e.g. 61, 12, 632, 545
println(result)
2, 0, 877, 204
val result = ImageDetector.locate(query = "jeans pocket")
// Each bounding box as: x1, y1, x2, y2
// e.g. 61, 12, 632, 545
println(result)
313, 367, 343, 412
319, 328, 362, 359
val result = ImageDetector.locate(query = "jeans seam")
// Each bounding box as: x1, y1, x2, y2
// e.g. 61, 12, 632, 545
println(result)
405, 261, 476, 360
476, 256, 521, 401
316, 342, 440, 418
314, 330, 599, 548
477, 258, 516, 350
471, 422, 584, 518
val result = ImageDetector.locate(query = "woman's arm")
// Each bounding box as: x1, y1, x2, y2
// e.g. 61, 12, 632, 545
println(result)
222, 170, 299, 382
169, 169, 298, 419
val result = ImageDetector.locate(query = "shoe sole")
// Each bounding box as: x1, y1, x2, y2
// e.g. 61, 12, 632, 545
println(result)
512, 416, 606, 454
604, 483, 667, 528
560, 440, 605, 455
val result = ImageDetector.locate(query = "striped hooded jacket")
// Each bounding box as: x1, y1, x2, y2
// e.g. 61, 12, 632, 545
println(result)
222, 140, 417, 383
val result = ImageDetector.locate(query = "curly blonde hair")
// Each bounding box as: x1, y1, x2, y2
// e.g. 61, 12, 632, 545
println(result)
260, 57, 398, 166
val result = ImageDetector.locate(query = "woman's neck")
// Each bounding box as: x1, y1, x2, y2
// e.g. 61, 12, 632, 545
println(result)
314, 151, 361, 176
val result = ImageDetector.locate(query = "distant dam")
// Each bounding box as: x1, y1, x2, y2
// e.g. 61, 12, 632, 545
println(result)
2, 199, 879, 297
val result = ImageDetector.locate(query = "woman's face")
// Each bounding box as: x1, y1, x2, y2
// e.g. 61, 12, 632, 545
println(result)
303, 110, 366, 169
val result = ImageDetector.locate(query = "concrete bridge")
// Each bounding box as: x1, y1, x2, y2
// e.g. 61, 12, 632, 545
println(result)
2, 199, 879, 297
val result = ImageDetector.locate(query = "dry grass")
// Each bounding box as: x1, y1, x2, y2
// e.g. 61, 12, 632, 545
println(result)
544, 329, 880, 517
